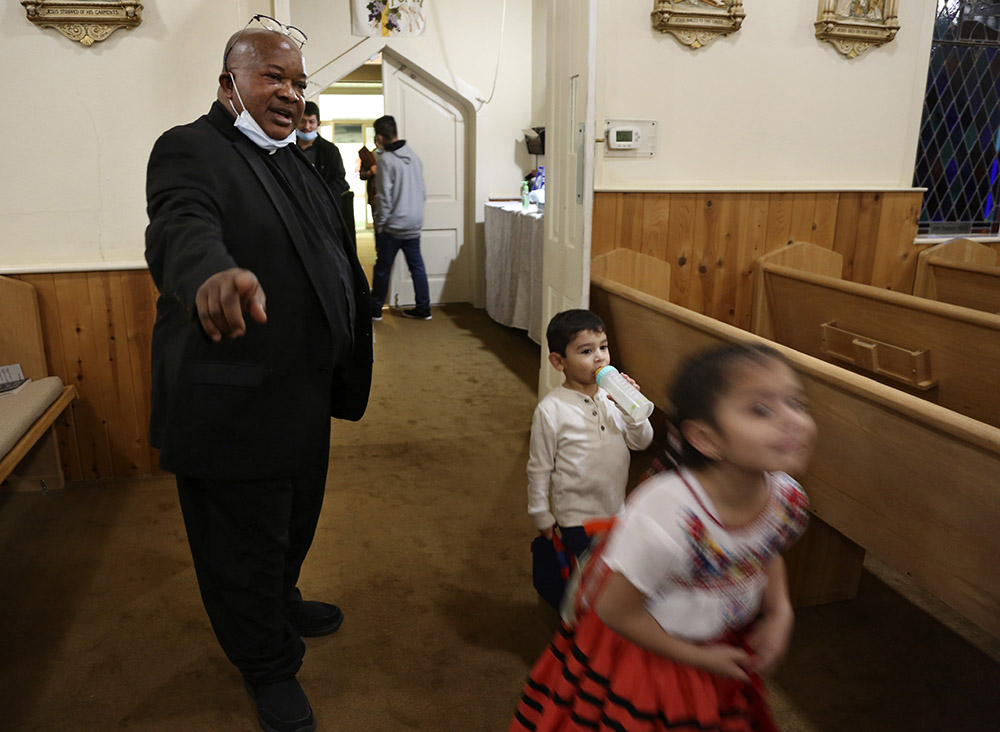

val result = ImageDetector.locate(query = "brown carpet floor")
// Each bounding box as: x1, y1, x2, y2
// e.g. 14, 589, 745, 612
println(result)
1, 303, 998, 731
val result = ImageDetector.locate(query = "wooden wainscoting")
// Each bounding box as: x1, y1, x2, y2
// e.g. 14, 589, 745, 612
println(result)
10, 271, 161, 483
592, 190, 933, 328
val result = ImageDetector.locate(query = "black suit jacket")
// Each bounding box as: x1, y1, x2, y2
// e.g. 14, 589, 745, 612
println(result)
310, 136, 357, 239
145, 102, 372, 480
310, 136, 350, 196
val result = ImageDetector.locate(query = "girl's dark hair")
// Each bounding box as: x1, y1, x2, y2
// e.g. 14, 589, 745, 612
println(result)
546, 309, 606, 357
668, 342, 787, 468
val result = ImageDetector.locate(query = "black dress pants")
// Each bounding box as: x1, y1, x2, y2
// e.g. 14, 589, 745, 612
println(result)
176, 453, 329, 685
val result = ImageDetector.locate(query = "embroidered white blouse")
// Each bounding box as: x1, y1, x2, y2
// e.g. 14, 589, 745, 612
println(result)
599, 468, 809, 642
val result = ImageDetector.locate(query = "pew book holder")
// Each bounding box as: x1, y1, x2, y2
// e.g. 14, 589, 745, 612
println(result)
820, 321, 937, 390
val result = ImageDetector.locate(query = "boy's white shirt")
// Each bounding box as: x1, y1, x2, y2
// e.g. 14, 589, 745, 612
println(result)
527, 385, 654, 530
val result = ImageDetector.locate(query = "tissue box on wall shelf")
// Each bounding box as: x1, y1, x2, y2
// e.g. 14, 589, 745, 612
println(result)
523, 127, 545, 155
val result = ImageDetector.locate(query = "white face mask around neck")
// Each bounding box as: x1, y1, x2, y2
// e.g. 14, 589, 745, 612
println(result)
227, 73, 296, 152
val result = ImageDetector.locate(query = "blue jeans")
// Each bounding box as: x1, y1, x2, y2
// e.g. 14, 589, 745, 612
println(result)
370, 231, 430, 313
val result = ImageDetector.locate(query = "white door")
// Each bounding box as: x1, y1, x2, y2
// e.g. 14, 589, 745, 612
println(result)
538, 0, 598, 396
381, 53, 470, 307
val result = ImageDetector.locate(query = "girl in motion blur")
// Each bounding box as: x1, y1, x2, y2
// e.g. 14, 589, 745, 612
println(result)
510, 343, 816, 732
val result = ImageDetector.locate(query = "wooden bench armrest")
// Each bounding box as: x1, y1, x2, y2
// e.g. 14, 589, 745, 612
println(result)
0, 385, 77, 486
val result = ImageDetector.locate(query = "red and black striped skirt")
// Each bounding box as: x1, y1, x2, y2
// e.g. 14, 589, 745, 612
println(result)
510, 611, 778, 732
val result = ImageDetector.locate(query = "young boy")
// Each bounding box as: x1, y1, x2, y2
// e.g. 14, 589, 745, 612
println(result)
527, 309, 654, 557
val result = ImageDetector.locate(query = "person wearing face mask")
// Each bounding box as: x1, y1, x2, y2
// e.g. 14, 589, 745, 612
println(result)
145, 23, 373, 732
296, 101, 354, 241
296, 101, 349, 197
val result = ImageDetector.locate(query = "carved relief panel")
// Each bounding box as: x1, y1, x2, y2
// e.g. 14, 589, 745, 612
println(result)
651, 0, 745, 50
22, 1, 143, 46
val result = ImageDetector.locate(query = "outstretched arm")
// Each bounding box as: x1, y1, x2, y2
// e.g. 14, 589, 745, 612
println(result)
195, 268, 268, 342
146, 131, 266, 341
594, 570, 752, 681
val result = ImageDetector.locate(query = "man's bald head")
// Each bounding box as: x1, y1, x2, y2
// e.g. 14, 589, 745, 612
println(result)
217, 27, 308, 141
223, 27, 304, 73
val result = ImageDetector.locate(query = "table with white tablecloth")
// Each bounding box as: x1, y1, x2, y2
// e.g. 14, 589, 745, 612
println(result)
484, 201, 544, 344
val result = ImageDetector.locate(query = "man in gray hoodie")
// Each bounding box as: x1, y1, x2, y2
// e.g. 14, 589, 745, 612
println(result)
370, 115, 431, 320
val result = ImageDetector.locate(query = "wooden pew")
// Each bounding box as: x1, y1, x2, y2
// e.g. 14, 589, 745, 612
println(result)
912, 237, 1000, 314
590, 274, 1000, 641
751, 242, 1000, 429
0, 276, 77, 491
591, 248, 671, 301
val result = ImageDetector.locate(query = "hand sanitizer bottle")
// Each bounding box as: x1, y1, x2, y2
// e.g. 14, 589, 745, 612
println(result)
595, 365, 654, 422
521, 181, 530, 212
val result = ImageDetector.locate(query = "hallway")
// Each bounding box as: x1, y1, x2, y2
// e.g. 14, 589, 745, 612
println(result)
1, 305, 998, 731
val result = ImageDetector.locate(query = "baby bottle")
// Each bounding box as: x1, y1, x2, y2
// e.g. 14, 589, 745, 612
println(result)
594, 365, 654, 422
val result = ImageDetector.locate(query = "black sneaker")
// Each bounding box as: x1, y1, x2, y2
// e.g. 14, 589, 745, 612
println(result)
244, 678, 316, 732
402, 308, 432, 320
286, 600, 344, 637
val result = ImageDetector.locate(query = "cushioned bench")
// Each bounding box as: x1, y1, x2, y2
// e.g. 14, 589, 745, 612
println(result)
0, 275, 77, 491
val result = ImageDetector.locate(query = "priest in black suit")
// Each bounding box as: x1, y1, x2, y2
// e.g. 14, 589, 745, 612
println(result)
145, 24, 372, 732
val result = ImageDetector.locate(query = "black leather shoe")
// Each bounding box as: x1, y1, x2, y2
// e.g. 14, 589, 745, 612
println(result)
401, 308, 432, 320
286, 600, 344, 637
244, 677, 316, 732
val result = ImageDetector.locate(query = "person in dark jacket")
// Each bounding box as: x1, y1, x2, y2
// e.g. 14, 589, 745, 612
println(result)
296, 100, 349, 195
297, 101, 355, 236
145, 23, 372, 732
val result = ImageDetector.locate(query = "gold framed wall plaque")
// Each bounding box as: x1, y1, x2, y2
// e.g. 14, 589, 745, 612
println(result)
651, 0, 745, 50
22, 1, 143, 46
815, 0, 899, 59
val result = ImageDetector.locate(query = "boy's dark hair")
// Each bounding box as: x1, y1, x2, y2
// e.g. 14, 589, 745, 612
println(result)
669, 342, 788, 468
374, 115, 398, 140
546, 310, 606, 357
303, 101, 320, 119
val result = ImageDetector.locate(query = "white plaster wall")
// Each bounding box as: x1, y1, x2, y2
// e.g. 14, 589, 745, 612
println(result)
0, 1, 940, 271
0, 0, 534, 272
594, 0, 938, 190
0, 1, 254, 271
531, 0, 548, 129
292, 0, 536, 205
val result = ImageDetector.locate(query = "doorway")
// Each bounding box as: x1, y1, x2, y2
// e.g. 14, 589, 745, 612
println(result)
316, 58, 383, 282
314, 50, 472, 309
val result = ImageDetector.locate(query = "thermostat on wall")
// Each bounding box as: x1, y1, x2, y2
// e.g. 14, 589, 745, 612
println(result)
603, 119, 657, 157
608, 126, 641, 149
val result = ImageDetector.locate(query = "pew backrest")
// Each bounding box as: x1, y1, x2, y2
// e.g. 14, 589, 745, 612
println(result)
913, 238, 1000, 314
591, 274, 1000, 641
591, 249, 670, 301
751, 247, 1000, 428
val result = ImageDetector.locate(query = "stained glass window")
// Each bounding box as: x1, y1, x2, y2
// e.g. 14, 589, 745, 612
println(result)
913, 1, 1000, 235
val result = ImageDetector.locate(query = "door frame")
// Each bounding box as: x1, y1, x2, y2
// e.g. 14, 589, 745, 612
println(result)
381, 49, 472, 307
537, 0, 598, 396
306, 43, 480, 307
